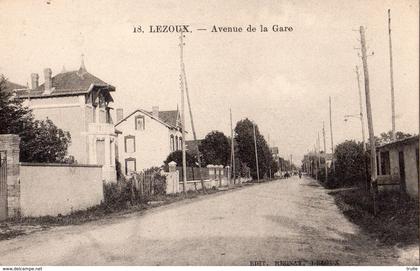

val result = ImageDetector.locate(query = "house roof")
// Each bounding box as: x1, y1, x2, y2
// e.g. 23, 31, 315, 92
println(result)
185, 139, 202, 153
377, 135, 419, 150
115, 108, 182, 131
14, 67, 115, 99
2, 80, 26, 93
157, 110, 179, 127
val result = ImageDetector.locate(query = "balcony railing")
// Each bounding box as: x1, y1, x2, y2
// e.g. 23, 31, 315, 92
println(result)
88, 122, 115, 134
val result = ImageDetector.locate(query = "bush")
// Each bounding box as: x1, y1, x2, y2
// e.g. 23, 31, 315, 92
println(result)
103, 182, 131, 209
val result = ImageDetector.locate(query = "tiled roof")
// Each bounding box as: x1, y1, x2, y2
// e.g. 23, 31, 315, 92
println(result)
185, 139, 202, 152
3, 81, 26, 93
115, 108, 182, 131
158, 110, 179, 127
15, 69, 115, 98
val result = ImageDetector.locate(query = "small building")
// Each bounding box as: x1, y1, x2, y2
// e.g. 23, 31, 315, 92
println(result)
13, 60, 118, 182
376, 135, 419, 198
114, 107, 183, 176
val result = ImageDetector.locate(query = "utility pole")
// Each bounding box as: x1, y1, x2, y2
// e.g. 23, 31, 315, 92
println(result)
317, 132, 321, 180
230, 108, 236, 184
360, 25, 378, 215
323, 121, 328, 182
329, 96, 335, 173
268, 134, 272, 179
253, 122, 260, 182
388, 9, 396, 141
180, 32, 206, 193
179, 31, 187, 194
290, 154, 293, 172
314, 145, 318, 180
356, 65, 369, 191
356, 66, 367, 151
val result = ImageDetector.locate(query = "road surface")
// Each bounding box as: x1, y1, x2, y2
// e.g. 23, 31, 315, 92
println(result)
0, 176, 416, 265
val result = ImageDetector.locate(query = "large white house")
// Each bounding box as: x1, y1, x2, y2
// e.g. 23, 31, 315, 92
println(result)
12, 60, 118, 182
115, 106, 183, 175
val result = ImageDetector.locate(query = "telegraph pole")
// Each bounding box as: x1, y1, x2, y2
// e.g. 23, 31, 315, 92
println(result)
179, 31, 187, 194
317, 132, 321, 180
388, 9, 396, 141
253, 122, 260, 182
356, 66, 367, 151
290, 154, 293, 172
230, 108, 236, 184
360, 25, 378, 215
323, 121, 328, 182
180, 31, 206, 193
329, 96, 335, 172
356, 65, 369, 191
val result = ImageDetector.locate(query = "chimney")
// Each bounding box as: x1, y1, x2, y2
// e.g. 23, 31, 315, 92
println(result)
43, 68, 52, 94
116, 108, 124, 123
152, 106, 159, 118
30, 73, 39, 90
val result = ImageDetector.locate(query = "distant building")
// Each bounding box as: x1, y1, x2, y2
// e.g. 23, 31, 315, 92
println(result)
376, 135, 419, 198
185, 139, 202, 154
114, 107, 182, 175
14, 60, 118, 182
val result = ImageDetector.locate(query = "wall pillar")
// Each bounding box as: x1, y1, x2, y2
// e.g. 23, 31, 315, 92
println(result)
0, 135, 21, 219
104, 135, 110, 166
110, 138, 115, 166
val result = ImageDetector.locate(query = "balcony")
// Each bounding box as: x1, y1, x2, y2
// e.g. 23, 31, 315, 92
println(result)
88, 122, 115, 135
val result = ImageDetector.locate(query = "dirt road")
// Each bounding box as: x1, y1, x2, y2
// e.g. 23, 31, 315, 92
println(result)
0, 176, 416, 265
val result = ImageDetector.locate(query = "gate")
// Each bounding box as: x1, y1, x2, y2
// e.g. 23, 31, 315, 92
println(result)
0, 151, 7, 220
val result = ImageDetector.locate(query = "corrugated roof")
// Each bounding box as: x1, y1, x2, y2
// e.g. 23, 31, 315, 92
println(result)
377, 135, 419, 149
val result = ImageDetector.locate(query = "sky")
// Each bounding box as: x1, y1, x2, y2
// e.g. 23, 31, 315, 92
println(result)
0, 0, 418, 165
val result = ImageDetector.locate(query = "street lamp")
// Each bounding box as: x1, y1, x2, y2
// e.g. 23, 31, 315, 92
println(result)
344, 113, 369, 191
344, 113, 366, 151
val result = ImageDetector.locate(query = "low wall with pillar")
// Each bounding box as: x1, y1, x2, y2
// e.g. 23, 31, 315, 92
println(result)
20, 163, 103, 217
165, 162, 232, 194
0, 134, 104, 219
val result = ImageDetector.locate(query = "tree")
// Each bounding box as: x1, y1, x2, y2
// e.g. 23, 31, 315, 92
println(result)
234, 118, 273, 179
374, 130, 413, 146
334, 140, 366, 188
199, 130, 231, 166
164, 150, 198, 167
0, 76, 71, 163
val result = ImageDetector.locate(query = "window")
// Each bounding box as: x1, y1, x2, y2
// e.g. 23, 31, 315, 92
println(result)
135, 115, 145, 130
380, 151, 390, 175
170, 135, 175, 151
175, 136, 179, 150
124, 135, 136, 153
179, 137, 182, 149
125, 158, 136, 175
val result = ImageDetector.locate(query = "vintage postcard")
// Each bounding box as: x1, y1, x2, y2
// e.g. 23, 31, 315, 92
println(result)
0, 0, 418, 268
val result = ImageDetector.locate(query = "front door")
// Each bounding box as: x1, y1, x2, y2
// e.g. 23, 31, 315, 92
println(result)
399, 151, 406, 192
0, 151, 7, 221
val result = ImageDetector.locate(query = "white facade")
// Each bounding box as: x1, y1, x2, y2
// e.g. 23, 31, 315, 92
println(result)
115, 109, 182, 176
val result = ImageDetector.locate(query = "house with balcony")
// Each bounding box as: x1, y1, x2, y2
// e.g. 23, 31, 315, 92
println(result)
13, 60, 118, 182
114, 107, 182, 176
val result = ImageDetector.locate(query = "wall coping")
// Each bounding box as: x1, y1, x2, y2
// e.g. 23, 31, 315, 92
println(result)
20, 162, 102, 168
